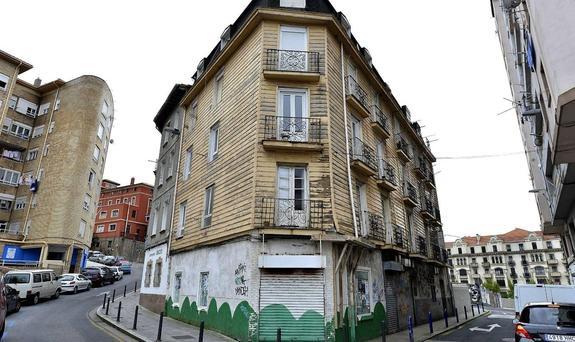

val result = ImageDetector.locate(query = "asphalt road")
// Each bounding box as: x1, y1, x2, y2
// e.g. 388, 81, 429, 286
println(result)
430, 307, 516, 342
3, 263, 142, 342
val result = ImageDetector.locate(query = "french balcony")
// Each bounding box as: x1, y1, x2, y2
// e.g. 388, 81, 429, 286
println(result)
432, 245, 442, 262
510, 272, 518, 279
255, 197, 325, 231
350, 137, 378, 177
345, 76, 371, 119
262, 116, 323, 152
521, 260, 529, 266
470, 262, 479, 268
396, 136, 413, 162
535, 272, 547, 278
508, 260, 516, 267
364, 211, 386, 243
421, 198, 435, 220
411, 235, 427, 259
392, 224, 406, 250
370, 105, 390, 139
263, 49, 320, 82
550, 272, 562, 278
524, 272, 531, 278
425, 171, 436, 189
376, 159, 398, 192
547, 259, 558, 265
495, 273, 505, 278
482, 261, 491, 268
414, 157, 429, 180
403, 181, 418, 207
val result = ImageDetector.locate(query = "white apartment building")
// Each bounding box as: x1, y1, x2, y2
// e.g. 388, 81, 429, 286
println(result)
446, 228, 569, 290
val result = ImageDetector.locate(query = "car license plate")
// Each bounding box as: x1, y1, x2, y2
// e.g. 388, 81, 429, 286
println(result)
546, 335, 575, 341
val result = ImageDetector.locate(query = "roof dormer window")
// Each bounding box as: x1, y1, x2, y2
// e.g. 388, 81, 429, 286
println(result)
197, 58, 206, 79
280, 0, 305, 9
220, 25, 232, 50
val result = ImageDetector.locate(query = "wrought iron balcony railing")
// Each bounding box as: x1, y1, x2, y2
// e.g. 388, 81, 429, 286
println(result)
404, 181, 418, 203
422, 197, 435, 215
378, 159, 397, 185
263, 115, 322, 144
521, 260, 529, 266
510, 272, 518, 279
441, 248, 449, 263
371, 105, 390, 134
396, 136, 412, 159
346, 76, 369, 109
367, 211, 386, 242
524, 272, 531, 278
508, 260, 516, 267
351, 137, 379, 171
265, 49, 320, 73
415, 157, 430, 178
393, 224, 405, 249
415, 235, 427, 256
432, 245, 442, 261
255, 197, 325, 230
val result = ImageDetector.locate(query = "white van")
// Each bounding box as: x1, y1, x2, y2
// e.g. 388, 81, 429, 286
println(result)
4, 269, 62, 305
514, 284, 575, 315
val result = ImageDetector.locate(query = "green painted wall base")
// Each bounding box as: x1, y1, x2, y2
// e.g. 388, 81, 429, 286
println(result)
335, 302, 386, 342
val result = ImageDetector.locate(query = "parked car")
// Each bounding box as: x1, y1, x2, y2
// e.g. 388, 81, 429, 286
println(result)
3, 270, 61, 305
119, 261, 132, 274
82, 267, 115, 286
81, 268, 104, 287
0, 278, 7, 338
101, 256, 118, 266
514, 284, 575, 316
5, 286, 20, 314
514, 302, 575, 341
59, 274, 92, 294
109, 266, 123, 281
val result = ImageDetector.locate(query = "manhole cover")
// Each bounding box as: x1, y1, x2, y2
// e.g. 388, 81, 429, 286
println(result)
172, 335, 195, 340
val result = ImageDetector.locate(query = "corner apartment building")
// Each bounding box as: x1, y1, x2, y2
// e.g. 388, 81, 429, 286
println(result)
146, 1, 450, 341
446, 228, 569, 290
491, 0, 575, 284
92, 178, 153, 262
0, 49, 113, 274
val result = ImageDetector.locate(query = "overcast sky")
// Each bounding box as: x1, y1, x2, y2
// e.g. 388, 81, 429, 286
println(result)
3, 0, 540, 240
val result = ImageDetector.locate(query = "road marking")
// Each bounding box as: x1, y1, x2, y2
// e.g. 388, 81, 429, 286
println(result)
95, 291, 110, 297
501, 338, 514, 342
488, 314, 515, 319
469, 323, 501, 332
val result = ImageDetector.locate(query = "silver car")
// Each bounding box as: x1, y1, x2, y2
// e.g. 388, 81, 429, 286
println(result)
109, 266, 123, 281
59, 274, 91, 294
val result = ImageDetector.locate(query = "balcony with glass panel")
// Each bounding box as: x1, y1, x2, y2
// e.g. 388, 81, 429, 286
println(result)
262, 115, 323, 152
263, 49, 320, 82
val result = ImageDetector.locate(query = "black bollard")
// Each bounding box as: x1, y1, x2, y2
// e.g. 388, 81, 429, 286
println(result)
428, 312, 433, 334
481, 301, 485, 312
117, 301, 122, 322
112, 289, 116, 303
133, 305, 139, 330
103, 293, 107, 309
124, 285, 127, 297
455, 308, 459, 323
381, 320, 387, 342
105, 297, 111, 315
464, 306, 468, 320
199, 321, 205, 342
135, 281, 138, 293
477, 304, 481, 315
156, 312, 164, 342
471, 304, 475, 317
276, 328, 281, 342
443, 309, 448, 328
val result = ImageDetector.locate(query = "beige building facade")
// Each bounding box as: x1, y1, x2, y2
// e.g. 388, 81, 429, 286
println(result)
0, 49, 113, 274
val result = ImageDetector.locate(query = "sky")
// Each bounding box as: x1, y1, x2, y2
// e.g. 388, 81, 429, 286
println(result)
2, 0, 540, 240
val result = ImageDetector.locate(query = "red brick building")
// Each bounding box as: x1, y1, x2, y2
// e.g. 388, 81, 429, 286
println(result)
91, 178, 153, 262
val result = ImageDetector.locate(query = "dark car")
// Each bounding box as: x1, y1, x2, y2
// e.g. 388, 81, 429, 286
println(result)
5, 286, 20, 314
514, 303, 575, 341
82, 267, 115, 287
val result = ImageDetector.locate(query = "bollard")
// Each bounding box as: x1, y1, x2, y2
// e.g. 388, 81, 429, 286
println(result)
156, 312, 164, 342
135, 281, 138, 293
112, 289, 116, 303
117, 301, 122, 322
464, 306, 468, 320
481, 301, 485, 312
103, 293, 107, 309
133, 305, 139, 330
105, 297, 111, 315
471, 304, 475, 317
455, 308, 459, 323
199, 321, 205, 342
276, 328, 281, 342
124, 285, 127, 297
428, 312, 433, 334
408, 316, 414, 342
477, 304, 481, 315
443, 309, 448, 328
381, 320, 387, 342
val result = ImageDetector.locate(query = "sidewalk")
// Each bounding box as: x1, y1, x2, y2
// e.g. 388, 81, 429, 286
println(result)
95, 291, 232, 342
368, 309, 491, 342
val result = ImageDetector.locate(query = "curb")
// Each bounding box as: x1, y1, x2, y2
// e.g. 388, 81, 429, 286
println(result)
95, 306, 152, 342
421, 310, 491, 341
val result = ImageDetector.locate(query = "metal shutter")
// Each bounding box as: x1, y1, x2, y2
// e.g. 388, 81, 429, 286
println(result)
384, 277, 399, 333
259, 270, 325, 341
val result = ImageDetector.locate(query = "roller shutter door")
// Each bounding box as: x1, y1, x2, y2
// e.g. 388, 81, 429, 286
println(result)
259, 270, 325, 341
385, 277, 399, 333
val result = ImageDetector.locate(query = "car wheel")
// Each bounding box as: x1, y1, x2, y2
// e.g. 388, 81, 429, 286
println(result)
73, 286, 78, 294
0, 320, 4, 338
87, 284, 91, 291
32, 294, 39, 305
15, 301, 21, 313
53, 289, 61, 299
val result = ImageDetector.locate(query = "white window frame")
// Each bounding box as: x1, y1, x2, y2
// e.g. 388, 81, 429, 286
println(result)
32, 125, 44, 138
111, 209, 119, 218
96, 225, 105, 233
54, 98, 61, 111
355, 267, 372, 317
189, 102, 198, 131
0, 73, 9, 91
83, 194, 91, 211
15, 98, 38, 117
97, 122, 105, 140
6, 121, 32, 140
0, 168, 21, 187
202, 185, 215, 228
99, 211, 107, 219
208, 123, 219, 162
160, 200, 169, 232
214, 69, 224, 104
177, 201, 187, 238
198, 272, 209, 308
27, 149, 39, 161
163, 121, 171, 146
93, 146, 100, 162
109, 223, 116, 232
280, 0, 306, 8
151, 207, 159, 235
88, 170, 96, 188
79, 220, 87, 238
183, 147, 193, 181
38, 103, 50, 116
15, 197, 27, 210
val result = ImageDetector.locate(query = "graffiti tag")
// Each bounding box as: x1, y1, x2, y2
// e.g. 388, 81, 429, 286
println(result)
234, 263, 248, 296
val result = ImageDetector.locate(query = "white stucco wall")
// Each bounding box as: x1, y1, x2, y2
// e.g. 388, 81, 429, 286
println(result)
141, 243, 170, 295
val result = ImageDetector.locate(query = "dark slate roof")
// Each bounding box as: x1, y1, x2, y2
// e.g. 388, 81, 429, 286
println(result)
153, 84, 192, 131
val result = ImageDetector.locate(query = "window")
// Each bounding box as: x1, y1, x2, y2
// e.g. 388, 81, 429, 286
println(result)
208, 123, 219, 162
153, 258, 162, 287
177, 201, 187, 237
83, 194, 91, 211
27, 149, 39, 161
492, 245, 498, 252
130, 196, 136, 205
167, 151, 174, 178
457, 248, 462, 254
96, 225, 105, 233
48, 121, 55, 133
199, 272, 209, 308
116, 199, 121, 204
163, 121, 171, 146
203, 185, 215, 228
32, 125, 44, 138
532, 242, 538, 250
280, 0, 306, 8
97, 123, 104, 140
214, 69, 224, 104
107, 240, 112, 248
0, 199, 12, 210
174, 272, 182, 305
131, 210, 136, 218
15, 98, 38, 117
548, 253, 555, 260
355, 269, 371, 316
111, 209, 119, 218
506, 244, 512, 252
5, 120, 32, 139
123, 198, 129, 204
42, 273, 51, 282
160, 200, 169, 232
54, 98, 61, 111
144, 261, 152, 287
79, 220, 87, 238
0, 168, 21, 186
547, 241, 553, 249
0, 73, 8, 91
481, 246, 487, 253
184, 147, 192, 181
93, 146, 100, 161
99, 211, 107, 219
38, 103, 50, 116
470, 247, 475, 254
157, 163, 164, 187
88, 170, 96, 188
43, 144, 50, 157
107, 200, 112, 205
519, 243, 524, 251
151, 207, 159, 235
8, 96, 17, 109
189, 102, 198, 131
277, 166, 308, 227
101, 101, 109, 117
109, 224, 116, 231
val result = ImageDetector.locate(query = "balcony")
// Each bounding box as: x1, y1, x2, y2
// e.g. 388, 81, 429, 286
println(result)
432, 245, 442, 262
470, 262, 479, 268
495, 273, 505, 278
0, 227, 23, 241
547, 259, 558, 265
524, 272, 531, 278
410, 235, 428, 259
366, 211, 386, 243
414, 157, 429, 180
370, 105, 390, 139
550, 272, 562, 278
262, 116, 323, 152
482, 262, 491, 268
263, 49, 320, 82
521, 260, 529, 266
396, 136, 412, 162
350, 138, 378, 177
376, 160, 398, 192
425, 170, 436, 189
255, 197, 325, 230
392, 224, 406, 250
345, 76, 371, 119
421, 198, 435, 220
508, 260, 516, 267
472, 274, 481, 279
403, 182, 418, 207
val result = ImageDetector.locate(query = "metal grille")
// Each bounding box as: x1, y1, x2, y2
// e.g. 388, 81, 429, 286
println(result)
378, 160, 397, 185
351, 137, 379, 171
265, 49, 320, 73
404, 181, 418, 203
393, 224, 405, 249
416, 235, 427, 256
263, 116, 322, 144
396, 136, 412, 159
255, 197, 325, 230
346, 76, 369, 109
371, 105, 389, 134
367, 212, 385, 242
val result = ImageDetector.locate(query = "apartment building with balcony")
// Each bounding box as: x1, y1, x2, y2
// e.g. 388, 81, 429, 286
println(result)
446, 228, 569, 291
0, 49, 113, 274
148, 1, 449, 341
491, 0, 575, 284
91, 178, 153, 262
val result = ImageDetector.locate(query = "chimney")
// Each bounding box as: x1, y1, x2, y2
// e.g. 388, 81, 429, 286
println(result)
130, 177, 135, 185
476, 234, 481, 243
34, 78, 42, 87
